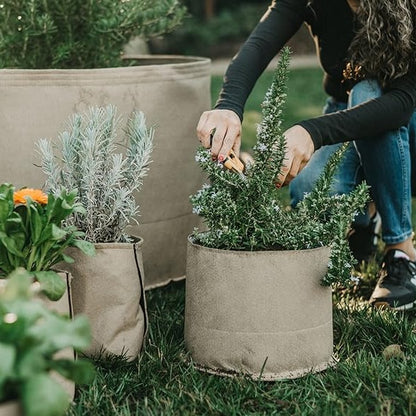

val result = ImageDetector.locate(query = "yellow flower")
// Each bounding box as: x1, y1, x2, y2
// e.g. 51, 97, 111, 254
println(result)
13, 188, 48, 205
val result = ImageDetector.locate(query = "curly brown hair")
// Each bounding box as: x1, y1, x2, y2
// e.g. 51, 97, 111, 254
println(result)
346, 0, 416, 85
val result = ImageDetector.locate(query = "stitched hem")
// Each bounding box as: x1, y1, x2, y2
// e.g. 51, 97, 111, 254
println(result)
382, 230, 413, 245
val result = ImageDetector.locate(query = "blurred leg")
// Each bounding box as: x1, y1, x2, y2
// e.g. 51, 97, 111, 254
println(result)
350, 80, 414, 252
349, 80, 416, 309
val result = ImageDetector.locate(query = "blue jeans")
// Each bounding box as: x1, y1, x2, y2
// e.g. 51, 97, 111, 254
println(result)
290, 80, 416, 245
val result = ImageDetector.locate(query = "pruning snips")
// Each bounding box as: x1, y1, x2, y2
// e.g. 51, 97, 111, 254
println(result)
210, 129, 246, 181
222, 149, 246, 181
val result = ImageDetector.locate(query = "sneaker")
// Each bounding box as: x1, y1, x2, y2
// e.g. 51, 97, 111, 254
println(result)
369, 249, 416, 310
348, 212, 381, 263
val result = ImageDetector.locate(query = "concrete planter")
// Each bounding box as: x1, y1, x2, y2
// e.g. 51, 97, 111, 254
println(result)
64, 238, 147, 360
0, 55, 210, 289
184, 239, 334, 380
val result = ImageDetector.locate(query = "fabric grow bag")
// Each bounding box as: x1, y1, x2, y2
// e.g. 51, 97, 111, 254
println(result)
65, 238, 147, 360
0, 401, 21, 416
0, 55, 210, 289
184, 239, 334, 380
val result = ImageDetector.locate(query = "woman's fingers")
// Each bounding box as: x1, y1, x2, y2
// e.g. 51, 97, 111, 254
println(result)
219, 123, 241, 160
196, 109, 242, 159
285, 157, 303, 186
197, 112, 315, 184
210, 125, 228, 157
196, 111, 213, 148
276, 125, 315, 186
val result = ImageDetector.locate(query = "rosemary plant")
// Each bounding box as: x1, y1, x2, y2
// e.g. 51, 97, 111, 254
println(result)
191, 48, 369, 286
38, 105, 154, 243
0, 0, 186, 69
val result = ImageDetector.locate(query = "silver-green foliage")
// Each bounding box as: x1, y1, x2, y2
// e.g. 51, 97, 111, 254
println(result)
38, 105, 153, 243
0, 0, 186, 69
190, 48, 369, 286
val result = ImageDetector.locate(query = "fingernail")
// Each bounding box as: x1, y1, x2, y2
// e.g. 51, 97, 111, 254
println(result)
218, 155, 224, 162
275, 183, 281, 189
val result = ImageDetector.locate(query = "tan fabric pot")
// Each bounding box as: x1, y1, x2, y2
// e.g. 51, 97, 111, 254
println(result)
0, 55, 210, 289
38, 271, 75, 400
64, 238, 147, 360
0, 401, 21, 416
184, 239, 334, 381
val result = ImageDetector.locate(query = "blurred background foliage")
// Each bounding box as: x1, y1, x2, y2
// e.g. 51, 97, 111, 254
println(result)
149, 0, 315, 58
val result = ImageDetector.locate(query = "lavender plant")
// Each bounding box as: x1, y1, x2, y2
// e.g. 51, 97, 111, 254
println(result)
191, 48, 369, 286
37, 105, 153, 243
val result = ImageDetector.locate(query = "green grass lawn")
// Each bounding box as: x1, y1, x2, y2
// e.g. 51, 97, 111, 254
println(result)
70, 68, 416, 416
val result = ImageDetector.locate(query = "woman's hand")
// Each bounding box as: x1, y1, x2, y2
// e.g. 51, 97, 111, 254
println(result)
196, 109, 242, 161
276, 125, 315, 187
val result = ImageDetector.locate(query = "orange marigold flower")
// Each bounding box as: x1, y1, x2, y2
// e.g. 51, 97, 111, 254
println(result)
13, 188, 48, 205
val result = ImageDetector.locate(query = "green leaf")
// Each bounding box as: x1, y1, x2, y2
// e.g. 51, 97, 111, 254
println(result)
38, 224, 53, 244
5, 213, 23, 229
50, 359, 95, 385
0, 231, 25, 257
5, 214, 25, 245
27, 314, 91, 354
49, 194, 74, 224
29, 205, 43, 244
61, 253, 75, 264
60, 198, 72, 210
16, 350, 47, 380
51, 224, 67, 240
72, 239, 95, 256
22, 374, 70, 416
8, 231, 26, 253
0, 251, 12, 275
72, 204, 86, 215
33, 271, 66, 301
0, 342, 16, 384
2, 268, 33, 300
0, 183, 13, 196
0, 195, 12, 225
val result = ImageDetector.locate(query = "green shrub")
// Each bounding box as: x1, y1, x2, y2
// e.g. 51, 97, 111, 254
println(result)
190, 48, 369, 286
0, 0, 186, 68
154, 4, 265, 56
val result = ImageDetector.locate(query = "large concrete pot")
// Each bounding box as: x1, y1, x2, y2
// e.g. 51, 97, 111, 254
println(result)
64, 238, 147, 360
0, 55, 210, 289
185, 239, 334, 380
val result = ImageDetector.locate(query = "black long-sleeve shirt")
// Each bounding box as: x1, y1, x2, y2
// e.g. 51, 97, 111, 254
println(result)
215, 0, 416, 150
